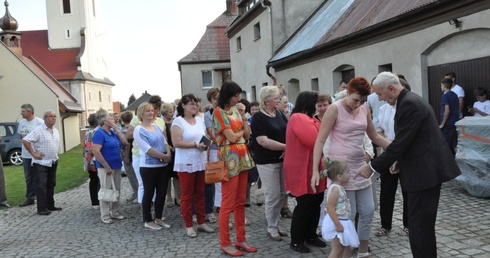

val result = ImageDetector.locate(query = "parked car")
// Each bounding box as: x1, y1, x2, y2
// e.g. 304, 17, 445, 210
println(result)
0, 122, 23, 165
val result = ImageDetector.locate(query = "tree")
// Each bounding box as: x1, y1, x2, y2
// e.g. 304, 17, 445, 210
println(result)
120, 103, 126, 111
127, 94, 136, 107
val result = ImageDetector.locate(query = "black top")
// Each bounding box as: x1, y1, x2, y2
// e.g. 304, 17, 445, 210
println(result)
250, 110, 287, 164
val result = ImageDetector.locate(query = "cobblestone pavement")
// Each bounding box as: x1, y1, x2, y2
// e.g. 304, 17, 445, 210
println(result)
0, 177, 489, 257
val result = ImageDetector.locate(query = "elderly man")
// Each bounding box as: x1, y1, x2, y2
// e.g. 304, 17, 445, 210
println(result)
22, 110, 62, 215
18, 104, 44, 207
357, 72, 461, 258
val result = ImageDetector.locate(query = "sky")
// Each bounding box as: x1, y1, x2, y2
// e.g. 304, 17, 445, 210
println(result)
7, 0, 227, 104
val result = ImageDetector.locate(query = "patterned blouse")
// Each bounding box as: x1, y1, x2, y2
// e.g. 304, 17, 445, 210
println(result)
325, 183, 351, 220
213, 107, 255, 178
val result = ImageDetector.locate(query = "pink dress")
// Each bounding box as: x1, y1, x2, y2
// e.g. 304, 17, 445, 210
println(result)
327, 101, 371, 191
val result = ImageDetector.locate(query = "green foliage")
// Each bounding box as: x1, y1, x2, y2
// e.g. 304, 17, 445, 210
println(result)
128, 94, 136, 107
1, 145, 88, 208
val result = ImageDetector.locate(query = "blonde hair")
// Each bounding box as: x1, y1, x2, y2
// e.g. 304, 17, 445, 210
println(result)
137, 102, 153, 121
161, 102, 174, 116
259, 85, 280, 109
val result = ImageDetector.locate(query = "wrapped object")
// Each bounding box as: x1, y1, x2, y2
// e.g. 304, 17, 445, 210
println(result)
455, 117, 490, 198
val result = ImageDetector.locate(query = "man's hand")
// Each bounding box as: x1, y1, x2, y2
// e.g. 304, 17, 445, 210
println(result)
389, 161, 399, 174
355, 164, 373, 179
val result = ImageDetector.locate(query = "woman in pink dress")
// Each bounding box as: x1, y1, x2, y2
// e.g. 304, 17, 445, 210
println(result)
311, 77, 391, 258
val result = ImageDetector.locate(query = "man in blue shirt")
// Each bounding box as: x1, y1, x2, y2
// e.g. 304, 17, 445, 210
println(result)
439, 78, 459, 156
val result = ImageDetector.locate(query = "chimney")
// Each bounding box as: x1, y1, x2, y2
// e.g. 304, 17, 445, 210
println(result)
226, 0, 238, 14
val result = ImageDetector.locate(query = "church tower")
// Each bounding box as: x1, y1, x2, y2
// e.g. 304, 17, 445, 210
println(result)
45, 0, 107, 79
0, 0, 22, 57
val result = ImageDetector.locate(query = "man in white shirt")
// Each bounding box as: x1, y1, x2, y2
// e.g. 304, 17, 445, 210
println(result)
22, 110, 61, 215
17, 104, 44, 207
445, 72, 465, 119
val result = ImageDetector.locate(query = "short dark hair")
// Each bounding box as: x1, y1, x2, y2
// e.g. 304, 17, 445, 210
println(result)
399, 78, 411, 91
87, 113, 97, 127
21, 104, 34, 114
120, 111, 133, 124
176, 94, 198, 117
292, 91, 318, 117
148, 95, 163, 109
239, 99, 251, 114
206, 87, 220, 102
217, 81, 242, 109
441, 78, 453, 90
474, 87, 487, 97
249, 101, 260, 108
445, 72, 456, 79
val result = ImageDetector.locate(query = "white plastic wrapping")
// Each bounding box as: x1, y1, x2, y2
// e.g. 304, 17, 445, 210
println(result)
455, 116, 490, 198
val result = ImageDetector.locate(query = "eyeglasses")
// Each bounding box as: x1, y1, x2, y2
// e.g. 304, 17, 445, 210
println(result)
185, 102, 197, 106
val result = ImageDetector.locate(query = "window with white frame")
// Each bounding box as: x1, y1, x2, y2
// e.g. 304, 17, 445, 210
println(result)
202, 70, 212, 88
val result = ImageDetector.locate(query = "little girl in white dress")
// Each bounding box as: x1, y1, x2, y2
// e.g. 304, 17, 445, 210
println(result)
321, 159, 359, 258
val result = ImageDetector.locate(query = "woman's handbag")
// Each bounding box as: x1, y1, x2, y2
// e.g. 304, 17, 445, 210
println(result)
205, 140, 229, 184
98, 174, 119, 202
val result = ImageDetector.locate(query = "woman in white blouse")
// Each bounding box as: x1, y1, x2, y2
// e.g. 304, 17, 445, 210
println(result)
133, 102, 172, 230
171, 94, 215, 238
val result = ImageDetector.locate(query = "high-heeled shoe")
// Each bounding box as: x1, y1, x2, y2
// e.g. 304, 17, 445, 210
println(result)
235, 241, 257, 253
220, 246, 243, 257
280, 207, 293, 218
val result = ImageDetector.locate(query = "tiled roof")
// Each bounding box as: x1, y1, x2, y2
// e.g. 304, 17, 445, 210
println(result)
22, 56, 83, 112
178, 13, 237, 64
20, 30, 80, 81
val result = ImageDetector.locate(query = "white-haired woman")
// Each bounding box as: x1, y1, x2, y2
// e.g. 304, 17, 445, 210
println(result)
250, 85, 289, 241
92, 109, 129, 224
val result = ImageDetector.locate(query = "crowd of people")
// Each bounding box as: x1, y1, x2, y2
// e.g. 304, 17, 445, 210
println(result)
9, 70, 477, 257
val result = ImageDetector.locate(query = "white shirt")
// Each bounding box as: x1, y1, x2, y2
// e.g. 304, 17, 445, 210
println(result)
473, 100, 490, 116
171, 116, 207, 172
377, 103, 396, 141
367, 92, 386, 129
18, 117, 44, 159
23, 124, 60, 167
451, 84, 465, 118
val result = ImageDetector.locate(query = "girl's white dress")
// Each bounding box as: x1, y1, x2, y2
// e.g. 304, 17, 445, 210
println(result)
322, 183, 359, 247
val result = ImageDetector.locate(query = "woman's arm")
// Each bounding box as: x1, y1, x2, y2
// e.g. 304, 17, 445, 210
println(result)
311, 105, 337, 192
92, 143, 112, 173
366, 108, 391, 149
171, 124, 206, 150
255, 135, 285, 151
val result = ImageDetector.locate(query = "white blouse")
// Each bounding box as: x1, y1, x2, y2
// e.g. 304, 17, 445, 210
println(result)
171, 116, 207, 172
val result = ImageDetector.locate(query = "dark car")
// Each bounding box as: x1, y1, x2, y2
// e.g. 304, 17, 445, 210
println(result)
0, 122, 23, 165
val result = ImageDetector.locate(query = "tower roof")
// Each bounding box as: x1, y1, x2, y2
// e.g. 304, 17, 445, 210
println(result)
0, 0, 19, 32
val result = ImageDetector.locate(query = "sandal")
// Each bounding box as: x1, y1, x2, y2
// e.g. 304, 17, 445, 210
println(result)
206, 213, 217, 223
186, 227, 197, 238
358, 252, 371, 258
374, 227, 390, 236
280, 207, 293, 219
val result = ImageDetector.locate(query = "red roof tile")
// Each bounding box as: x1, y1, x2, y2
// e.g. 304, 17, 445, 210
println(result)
179, 13, 237, 64
20, 30, 80, 81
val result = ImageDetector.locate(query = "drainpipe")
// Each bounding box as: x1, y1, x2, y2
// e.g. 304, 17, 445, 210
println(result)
61, 111, 71, 153
260, 0, 275, 85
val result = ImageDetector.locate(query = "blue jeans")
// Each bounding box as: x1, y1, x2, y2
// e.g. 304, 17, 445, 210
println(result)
22, 158, 36, 201
32, 162, 58, 212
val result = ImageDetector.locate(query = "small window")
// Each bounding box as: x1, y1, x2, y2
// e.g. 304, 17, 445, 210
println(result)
378, 64, 392, 73
202, 71, 212, 88
99, 91, 102, 102
254, 23, 261, 40
65, 29, 71, 39
236, 36, 242, 51
63, 0, 71, 14
311, 78, 319, 92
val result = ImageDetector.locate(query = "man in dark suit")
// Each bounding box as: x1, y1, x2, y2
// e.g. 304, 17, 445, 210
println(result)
357, 72, 461, 258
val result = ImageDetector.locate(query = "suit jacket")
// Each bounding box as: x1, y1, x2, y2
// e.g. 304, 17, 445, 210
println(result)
371, 89, 461, 192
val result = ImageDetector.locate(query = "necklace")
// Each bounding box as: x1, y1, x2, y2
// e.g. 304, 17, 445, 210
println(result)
261, 109, 276, 117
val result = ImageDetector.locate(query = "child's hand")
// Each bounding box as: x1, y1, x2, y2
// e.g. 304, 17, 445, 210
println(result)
335, 224, 344, 232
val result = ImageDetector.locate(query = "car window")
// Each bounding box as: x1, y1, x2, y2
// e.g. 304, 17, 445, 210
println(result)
0, 126, 6, 137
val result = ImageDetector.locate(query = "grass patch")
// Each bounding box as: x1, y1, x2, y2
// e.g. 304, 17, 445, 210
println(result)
2, 144, 88, 208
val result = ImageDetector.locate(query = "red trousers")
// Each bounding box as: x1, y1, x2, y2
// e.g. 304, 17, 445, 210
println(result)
178, 171, 205, 228
219, 170, 248, 246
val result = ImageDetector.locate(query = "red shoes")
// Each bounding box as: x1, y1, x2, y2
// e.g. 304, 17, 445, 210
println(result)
235, 241, 258, 253
220, 247, 243, 257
